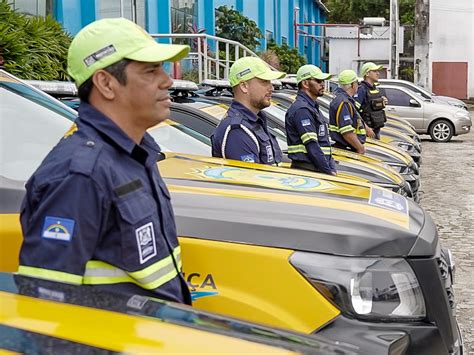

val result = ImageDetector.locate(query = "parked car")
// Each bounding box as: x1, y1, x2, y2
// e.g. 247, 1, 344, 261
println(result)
0, 69, 462, 354
0, 272, 356, 354
379, 85, 472, 142
379, 78, 469, 111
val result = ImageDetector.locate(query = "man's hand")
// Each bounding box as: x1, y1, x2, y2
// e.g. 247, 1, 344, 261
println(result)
366, 126, 376, 138
356, 145, 366, 154
382, 96, 389, 107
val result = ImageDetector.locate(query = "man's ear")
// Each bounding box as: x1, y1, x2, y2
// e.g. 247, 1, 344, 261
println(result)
238, 81, 249, 94
91, 70, 117, 100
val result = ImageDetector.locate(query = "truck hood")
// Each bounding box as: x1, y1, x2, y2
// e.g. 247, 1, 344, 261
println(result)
161, 154, 437, 257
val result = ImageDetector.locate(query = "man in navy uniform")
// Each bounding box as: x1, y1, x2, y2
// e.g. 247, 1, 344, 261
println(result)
211, 57, 285, 165
329, 69, 367, 154
18, 18, 192, 304
355, 62, 387, 139
285, 64, 336, 175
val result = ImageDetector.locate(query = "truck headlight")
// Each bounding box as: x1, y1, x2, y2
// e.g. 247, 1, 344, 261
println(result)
290, 252, 426, 321
393, 141, 413, 152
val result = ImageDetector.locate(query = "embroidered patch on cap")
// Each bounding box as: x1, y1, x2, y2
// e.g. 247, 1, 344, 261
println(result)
84, 44, 117, 67
301, 119, 311, 127
240, 154, 256, 163
236, 68, 252, 79
136, 222, 157, 264
41, 216, 75, 242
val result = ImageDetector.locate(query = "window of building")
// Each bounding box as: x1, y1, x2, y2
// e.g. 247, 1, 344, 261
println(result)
171, 0, 198, 37
9, 0, 53, 17
266, 30, 274, 43
281, 36, 287, 45
97, 0, 145, 28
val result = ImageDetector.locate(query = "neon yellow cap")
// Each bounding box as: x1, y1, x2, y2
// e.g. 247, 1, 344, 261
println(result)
296, 64, 332, 84
229, 57, 286, 87
67, 18, 190, 87
338, 69, 359, 85
360, 62, 384, 77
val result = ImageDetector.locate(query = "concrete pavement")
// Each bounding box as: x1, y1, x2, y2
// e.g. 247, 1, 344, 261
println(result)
418, 111, 473, 354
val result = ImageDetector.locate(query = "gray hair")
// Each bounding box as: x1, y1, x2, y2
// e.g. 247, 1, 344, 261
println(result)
339, 83, 353, 90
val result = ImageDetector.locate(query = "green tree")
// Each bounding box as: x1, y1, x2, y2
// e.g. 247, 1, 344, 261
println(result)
215, 5, 263, 51
0, 1, 72, 80
323, 0, 415, 25
265, 40, 306, 74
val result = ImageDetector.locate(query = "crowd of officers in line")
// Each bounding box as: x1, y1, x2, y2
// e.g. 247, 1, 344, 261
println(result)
18, 17, 389, 304
212, 58, 388, 176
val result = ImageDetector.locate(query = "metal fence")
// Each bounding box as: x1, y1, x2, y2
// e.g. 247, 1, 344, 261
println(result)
151, 33, 258, 83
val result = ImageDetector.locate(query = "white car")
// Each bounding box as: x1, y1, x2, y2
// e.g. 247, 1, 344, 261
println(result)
379, 79, 469, 111
379, 85, 472, 142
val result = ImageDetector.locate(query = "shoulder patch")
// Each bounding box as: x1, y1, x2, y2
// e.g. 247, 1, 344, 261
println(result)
42, 216, 75, 241
301, 119, 311, 127
240, 154, 256, 163
343, 114, 352, 122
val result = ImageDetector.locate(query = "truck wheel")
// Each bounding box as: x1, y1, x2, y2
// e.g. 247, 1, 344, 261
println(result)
429, 119, 454, 142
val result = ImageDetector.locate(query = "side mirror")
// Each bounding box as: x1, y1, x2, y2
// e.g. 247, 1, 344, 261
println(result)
409, 98, 421, 107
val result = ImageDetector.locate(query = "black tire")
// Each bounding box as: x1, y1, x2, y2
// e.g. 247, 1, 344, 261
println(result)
429, 119, 454, 142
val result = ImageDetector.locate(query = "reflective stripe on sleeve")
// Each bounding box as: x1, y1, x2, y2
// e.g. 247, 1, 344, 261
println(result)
17, 265, 83, 284
288, 144, 331, 155
339, 125, 355, 134
83, 246, 182, 290
300, 132, 318, 144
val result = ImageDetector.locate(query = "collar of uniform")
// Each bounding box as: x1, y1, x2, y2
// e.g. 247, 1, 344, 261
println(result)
77, 103, 158, 159
362, 80, 376, 89
296, 91, 317, 108
334, 87, 356, 103
230, 100, 261, 123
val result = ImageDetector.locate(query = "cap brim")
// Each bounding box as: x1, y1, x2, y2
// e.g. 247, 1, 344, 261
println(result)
314, 73, 332, 80
256, 70, 286, 81
126, 42, 190, 63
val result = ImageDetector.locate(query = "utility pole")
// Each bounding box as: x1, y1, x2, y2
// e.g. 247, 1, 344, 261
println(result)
414, 0, 430, 88
389, 0, 399, 79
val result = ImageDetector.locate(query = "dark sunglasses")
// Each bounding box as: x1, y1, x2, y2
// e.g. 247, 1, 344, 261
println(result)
309, 78, 324, 84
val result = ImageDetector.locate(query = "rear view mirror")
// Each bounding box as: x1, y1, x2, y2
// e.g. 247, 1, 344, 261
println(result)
409, 99, 421, 107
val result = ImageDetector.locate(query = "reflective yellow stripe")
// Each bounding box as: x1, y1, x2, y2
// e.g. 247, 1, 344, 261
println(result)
355, 101, 361, 109
17, 266, 83, 284
288, 145, 331, 155
329, 124, 339, 132
84, 246, 182, 290
335, 101, 345, 126
339, 125, 354, 134
356, 128, 366, 135
369, 89, 380, 94
300, 132, 318, 144
320, 147, 332, 155
288, 144, 307, 153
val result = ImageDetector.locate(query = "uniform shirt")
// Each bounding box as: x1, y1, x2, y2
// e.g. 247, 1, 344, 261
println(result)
211, 101, 282, 165
355, 80, 385, 137
19, 103, 191, 305
329, 87, 367, 149
285, 91, 335, 174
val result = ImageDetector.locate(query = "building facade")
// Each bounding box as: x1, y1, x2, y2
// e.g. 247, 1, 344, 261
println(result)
428, 0, 473, 99
9, 0, 328, 70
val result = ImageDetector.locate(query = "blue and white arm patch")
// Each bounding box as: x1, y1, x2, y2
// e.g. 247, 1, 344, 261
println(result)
42, 216, 75, 241
301, 119, 311, 127
240, 154, 256, 163
343, 115, 352, 122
